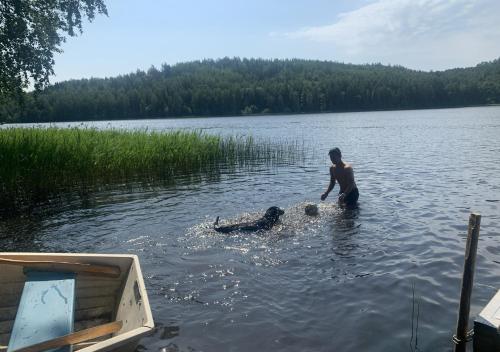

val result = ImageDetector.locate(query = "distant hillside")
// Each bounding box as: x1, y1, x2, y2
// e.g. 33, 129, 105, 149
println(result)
2, 57, 500, 122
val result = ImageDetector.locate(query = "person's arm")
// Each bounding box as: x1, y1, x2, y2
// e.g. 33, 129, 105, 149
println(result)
321, 167, 336, 200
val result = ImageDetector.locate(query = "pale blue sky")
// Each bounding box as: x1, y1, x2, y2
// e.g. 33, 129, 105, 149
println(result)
53, 0, 500, 82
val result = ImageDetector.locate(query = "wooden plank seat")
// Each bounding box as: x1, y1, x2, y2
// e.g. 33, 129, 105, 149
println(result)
7, 271, 76, 352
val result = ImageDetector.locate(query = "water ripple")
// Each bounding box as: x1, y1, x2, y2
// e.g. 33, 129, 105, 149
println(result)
2, 108, 500, 351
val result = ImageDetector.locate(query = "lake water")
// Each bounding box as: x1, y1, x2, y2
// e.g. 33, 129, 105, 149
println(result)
1, 107, 500, 351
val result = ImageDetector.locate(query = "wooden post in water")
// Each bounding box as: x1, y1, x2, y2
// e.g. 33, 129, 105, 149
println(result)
454, 213, 481, 352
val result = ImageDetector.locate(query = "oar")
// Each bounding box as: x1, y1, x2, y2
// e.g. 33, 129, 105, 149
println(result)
11, 321, 123, 352
0, 257, 121, 278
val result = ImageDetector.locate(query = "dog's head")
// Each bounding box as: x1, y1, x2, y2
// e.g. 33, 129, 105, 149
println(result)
264, 206, 285, 222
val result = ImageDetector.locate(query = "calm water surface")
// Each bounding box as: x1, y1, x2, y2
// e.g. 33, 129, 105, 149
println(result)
1, 107, 500, 351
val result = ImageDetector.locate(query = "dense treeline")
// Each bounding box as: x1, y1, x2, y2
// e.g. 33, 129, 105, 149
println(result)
2, 57, 500, 122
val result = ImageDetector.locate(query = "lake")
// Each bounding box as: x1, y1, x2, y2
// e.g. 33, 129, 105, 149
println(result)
1, 106, 499, 351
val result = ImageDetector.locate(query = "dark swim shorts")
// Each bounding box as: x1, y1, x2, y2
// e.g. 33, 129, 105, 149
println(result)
341, 187, 359, 207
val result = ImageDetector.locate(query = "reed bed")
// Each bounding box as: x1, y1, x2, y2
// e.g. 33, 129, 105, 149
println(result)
0, 127, 301, 215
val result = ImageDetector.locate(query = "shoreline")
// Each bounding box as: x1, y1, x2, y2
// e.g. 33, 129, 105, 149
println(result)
3, 104, 499, 126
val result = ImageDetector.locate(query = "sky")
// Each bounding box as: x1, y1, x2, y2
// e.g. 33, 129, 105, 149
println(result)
52, 0, 500, 82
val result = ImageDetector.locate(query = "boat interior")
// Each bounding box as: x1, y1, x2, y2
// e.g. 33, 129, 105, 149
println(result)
0, 253, 154, 352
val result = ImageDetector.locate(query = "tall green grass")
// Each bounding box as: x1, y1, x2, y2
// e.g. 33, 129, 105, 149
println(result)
0, 127, 301, 215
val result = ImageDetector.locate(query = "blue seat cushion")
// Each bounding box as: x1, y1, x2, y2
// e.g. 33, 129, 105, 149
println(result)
8, 271, 76, 352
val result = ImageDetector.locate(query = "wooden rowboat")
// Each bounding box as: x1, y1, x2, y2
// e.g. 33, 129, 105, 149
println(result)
0, 253, 154, 352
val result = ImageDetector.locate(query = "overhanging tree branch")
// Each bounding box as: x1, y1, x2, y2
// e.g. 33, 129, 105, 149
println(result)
0, 0, 107, 97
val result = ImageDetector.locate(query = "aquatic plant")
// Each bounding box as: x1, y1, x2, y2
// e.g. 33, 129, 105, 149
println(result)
0, 127, 301, 216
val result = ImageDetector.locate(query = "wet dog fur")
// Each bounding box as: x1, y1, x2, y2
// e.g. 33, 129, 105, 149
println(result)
214, 206, 285, 233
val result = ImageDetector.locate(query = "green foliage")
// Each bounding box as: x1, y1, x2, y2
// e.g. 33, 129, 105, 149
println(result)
0, 0, 107, 97
2, 57, 500, 123
0, 127, 298, 214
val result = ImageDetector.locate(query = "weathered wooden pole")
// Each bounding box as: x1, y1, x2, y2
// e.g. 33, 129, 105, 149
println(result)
453, 213, 481, 352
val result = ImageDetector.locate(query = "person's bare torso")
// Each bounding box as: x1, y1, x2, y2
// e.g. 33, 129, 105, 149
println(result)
331, 163, 356, 193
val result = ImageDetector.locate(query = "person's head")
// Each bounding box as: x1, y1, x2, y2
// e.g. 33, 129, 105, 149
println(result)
328, 147, 342, 164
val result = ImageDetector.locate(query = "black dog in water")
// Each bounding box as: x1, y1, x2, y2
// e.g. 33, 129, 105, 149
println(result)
214, 206, 285, 233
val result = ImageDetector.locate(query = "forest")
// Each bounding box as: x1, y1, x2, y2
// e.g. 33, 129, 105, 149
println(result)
1, 57, 500, 122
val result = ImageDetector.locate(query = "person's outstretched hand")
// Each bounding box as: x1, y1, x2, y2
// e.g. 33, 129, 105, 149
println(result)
321, 193, 328, 201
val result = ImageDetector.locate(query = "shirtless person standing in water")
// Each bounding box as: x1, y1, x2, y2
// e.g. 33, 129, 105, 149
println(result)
321, 148, 359, 208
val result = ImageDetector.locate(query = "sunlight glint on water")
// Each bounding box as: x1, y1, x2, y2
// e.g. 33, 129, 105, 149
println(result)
1, 107, 499, 352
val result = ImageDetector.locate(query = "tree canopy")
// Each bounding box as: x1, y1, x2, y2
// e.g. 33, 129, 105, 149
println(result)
0, 0, 107, 97
2, 57, 499, 123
